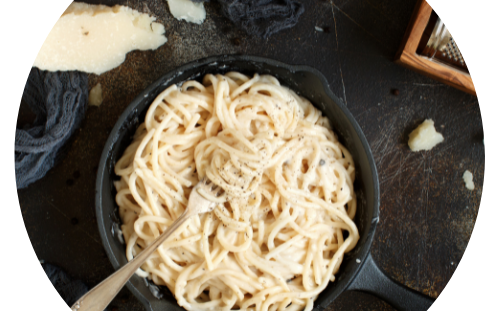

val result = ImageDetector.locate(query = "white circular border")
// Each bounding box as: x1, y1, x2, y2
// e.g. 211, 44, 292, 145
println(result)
427, 0, 494, 311
4, 0, 73, 311
4, 0, 488, 311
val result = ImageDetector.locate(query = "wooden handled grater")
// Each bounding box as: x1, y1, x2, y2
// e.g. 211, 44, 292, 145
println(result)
395, 0, 475, 95
418, 11, 467, 73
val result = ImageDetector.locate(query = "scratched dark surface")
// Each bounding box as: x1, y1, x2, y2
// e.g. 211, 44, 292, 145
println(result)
17, 0, 484, 310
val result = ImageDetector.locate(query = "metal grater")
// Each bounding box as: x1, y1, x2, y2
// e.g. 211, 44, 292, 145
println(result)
440, 37, 465, 66
420, 17, 468, 72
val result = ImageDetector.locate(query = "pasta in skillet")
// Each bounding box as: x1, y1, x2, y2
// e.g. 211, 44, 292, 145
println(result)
114, 72, 359, 311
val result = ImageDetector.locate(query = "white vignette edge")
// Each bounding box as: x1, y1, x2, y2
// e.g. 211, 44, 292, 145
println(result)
4, 0, 73, 311
4, 0, 494, 311
427, 0, 494, 311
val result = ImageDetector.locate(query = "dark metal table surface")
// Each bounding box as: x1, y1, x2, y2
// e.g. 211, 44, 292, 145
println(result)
17, 0, 484, 310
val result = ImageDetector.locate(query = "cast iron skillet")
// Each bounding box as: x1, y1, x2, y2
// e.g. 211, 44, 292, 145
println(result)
96, 55, 435, 311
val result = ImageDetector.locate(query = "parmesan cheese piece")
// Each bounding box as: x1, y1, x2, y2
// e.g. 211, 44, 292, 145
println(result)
463, 170, 474, 190
408, 119, 444, 151
89, 83, 103, 107
33, 3, 167, 75
167, 0, 206, 24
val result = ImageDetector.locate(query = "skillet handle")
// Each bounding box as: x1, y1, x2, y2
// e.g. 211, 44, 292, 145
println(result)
347, 253, 435, 311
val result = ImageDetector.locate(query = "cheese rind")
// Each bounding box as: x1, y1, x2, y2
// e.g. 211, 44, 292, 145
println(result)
167, 0, 206, 24
33, 3, 168, 75
408, 119, 444, 151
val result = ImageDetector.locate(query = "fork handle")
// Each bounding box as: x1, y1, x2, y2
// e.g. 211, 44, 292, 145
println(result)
71, 209, 192, 311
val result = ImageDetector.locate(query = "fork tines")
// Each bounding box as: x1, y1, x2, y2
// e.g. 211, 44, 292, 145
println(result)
200, 176, 225, 198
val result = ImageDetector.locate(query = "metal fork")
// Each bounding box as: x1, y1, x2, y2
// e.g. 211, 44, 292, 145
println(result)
71, 177, 224, 311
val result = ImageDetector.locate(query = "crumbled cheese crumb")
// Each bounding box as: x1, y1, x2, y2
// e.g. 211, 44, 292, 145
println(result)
34, 3, 167, 75
167, 0, 206, 24
463, 170, 474, 190
408, 119, 444, 151
89, 83, 103, 107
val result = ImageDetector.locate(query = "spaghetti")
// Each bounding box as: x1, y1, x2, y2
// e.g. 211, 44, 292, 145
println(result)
114, 72, 359, 311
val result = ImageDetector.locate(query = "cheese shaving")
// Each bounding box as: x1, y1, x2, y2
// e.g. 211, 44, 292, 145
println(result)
34, 3, 168, 75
